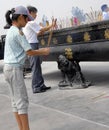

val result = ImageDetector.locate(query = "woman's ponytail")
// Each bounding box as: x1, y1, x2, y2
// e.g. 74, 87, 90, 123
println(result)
5, 10, 12, 26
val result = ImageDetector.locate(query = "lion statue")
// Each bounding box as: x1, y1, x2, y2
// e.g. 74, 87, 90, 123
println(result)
57, 55, 91, 89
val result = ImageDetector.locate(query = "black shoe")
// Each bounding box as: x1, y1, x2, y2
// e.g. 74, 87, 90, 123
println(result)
42, 85, 51, 90
33, 88, 46, 93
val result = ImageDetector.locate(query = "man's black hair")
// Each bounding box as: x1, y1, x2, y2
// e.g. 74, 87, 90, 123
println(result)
27, 6, 38, 13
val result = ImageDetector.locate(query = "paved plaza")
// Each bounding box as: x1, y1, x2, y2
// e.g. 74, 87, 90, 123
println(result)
0, 60, 109, 130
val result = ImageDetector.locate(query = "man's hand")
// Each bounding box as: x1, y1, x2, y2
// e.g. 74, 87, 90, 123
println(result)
52, 17, 57, 28
39, 48, 50, 55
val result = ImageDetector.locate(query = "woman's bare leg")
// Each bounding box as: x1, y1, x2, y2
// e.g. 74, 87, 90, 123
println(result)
19, 114, 30, 130
14, 112, 23, 130
14, 112, 30, 130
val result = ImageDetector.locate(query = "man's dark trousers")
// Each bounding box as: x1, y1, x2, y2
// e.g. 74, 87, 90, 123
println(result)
29, 43, 44, 93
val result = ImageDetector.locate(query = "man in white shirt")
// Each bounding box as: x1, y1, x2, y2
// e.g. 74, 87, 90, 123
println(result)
23, 6, 56, 93
101, 4, 109, 20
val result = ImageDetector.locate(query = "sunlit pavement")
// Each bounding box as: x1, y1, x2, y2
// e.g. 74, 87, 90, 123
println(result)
1, 60, 109, 130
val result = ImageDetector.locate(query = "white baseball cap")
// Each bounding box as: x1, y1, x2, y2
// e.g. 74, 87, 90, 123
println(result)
14, 6, 33, 21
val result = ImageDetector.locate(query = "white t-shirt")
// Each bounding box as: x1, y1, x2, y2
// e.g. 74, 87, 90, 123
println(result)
102, 11, 109, 20
23, 21, 41, 43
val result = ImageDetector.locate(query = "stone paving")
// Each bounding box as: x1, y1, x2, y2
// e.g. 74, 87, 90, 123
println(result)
0, 60, 109, 130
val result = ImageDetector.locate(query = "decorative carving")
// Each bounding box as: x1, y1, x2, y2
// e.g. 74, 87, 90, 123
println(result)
66, 35, 73, 43
53, 38, 58, 44
40, 39, 45, 46
84, 32, 91, 41
65, 48, 73, 59
57, 55, 91, 89
104, 29, 109, 39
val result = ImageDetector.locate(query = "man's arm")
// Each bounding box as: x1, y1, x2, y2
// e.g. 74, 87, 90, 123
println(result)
37, 18, 57, 36
26, 48, 50, 56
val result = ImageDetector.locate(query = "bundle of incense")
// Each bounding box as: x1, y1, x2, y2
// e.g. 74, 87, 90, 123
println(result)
86, 13, 93, 22
95, 11, 97, 21
90, 12, 94, 21
90, 7, 95, 20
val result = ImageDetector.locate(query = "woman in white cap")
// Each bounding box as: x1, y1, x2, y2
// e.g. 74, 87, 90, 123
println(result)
4, 6, 50, 130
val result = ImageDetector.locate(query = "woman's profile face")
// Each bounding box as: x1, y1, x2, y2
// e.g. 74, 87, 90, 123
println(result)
18, 15, 28, 27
